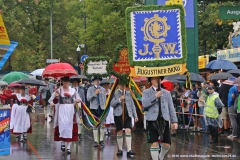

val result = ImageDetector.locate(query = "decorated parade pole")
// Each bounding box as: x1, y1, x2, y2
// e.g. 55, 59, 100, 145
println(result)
126, 4, 188, 139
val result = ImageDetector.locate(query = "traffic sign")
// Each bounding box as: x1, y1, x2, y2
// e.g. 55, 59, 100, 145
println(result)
80, 55, 89, 63
219, 6, 240, 19
46, 59, 59, 63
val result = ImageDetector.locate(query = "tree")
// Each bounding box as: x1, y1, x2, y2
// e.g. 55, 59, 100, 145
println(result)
198, 1, 240, 55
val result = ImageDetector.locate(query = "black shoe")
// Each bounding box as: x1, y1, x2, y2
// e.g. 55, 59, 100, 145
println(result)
142, 129, 147, 132
99, 141, 105, 147
78, 134, 83, 140
49, 115, 54, 120
220, 132, 228, 137
24, 136, 27, 141
61, 145, 65, 152
20, 138, 24, 143
16, 135, 20, 138
116, 150, 123, 156
45, 117, 47, 121
66, 149, 71, 154
93, 141, 99, 147
127, 150, 135, 157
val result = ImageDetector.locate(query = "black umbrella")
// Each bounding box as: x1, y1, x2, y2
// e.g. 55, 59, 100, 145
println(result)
177, 72, 205, 82
227, 69, 240, 75
70, 75, 89, 82
163, 74, 182, 83
18, 79, 46, 86
209, 72, 232, 80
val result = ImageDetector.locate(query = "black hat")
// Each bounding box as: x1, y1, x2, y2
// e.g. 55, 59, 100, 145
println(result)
92, 76, 102, 81
43, 78, 49, 81
207, 86, 215, 90
19, 86, 26, 90
100, 79, 110, 86
61, 76, 70, 82
148, 76, 164, 82
70, 78, 80, 83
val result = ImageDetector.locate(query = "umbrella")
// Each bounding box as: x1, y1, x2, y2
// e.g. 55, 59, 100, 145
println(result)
209, 72, 232, 80
1, 72, 29, 84
161, 80, 174, 92
18, 79, 46, 86
177, 72, 205, 82
0, 80, 8, 86
8, 81, 22, 88
234, 77, 240, 84
227, 69, 240, 75
30, 68, 45, 76
205, 60, 237, 70
42, 63, 77, 78
163, 74, 182, 83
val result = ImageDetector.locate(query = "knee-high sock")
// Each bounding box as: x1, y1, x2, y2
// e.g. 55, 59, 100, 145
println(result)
150, 147, 159, 160
78, 124, 83, 134
100, 127, 105, 141
44, 109, 47, 118
117, 135, 123, 150
143, 116, 146, 129
93, 129, 98, 142
125, 134, 132, 152
67, 142, 72, 150
159, 145, 170, 160
20, 133, 23, 140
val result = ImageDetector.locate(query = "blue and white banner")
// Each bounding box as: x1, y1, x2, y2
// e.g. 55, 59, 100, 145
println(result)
0, 109, 10, 156
131, 9, 183, 61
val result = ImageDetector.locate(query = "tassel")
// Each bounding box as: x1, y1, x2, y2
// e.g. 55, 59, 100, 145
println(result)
185, 72, 192, 90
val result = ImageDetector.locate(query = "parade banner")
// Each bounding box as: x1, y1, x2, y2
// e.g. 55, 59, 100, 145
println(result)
126, 5, 187, 67
0, 11, 10, 45
84, 56, 111, 77
113, 47, 131, 74
111, 45, 131, 85
0, 108, 10, 156
130, 63, 187, 77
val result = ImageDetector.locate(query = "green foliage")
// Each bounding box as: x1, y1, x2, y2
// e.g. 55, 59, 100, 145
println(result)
125, 5, 187, 67
198, 1, 240, 55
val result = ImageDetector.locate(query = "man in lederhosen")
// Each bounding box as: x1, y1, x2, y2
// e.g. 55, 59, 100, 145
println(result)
71, 77, 86, 140
142, 77, 178, 160
87, 76, 106, 147
111, 83, 138, 157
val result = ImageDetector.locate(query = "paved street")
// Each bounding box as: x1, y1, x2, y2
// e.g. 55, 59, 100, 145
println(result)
1, 107, 240, 160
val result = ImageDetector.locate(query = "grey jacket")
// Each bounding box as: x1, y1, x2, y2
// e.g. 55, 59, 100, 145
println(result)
142, 87, 178, 122
38, 82, 54, 99
72, 86, 86, 104
87, 85, 106, 109
111, 89, 138, 118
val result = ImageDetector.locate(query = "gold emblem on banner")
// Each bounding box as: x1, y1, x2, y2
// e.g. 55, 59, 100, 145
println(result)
138, 14, 178, 59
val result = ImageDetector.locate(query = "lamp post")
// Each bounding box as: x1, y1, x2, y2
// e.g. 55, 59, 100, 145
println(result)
80, 0, 87, 55
76, 45, 81, 75
76, 44, 85, 75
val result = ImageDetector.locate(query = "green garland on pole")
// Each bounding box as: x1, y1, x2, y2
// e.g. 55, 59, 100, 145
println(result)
110, 44, 130, 85
125, 4, 187, 67
83, 56, 112, 78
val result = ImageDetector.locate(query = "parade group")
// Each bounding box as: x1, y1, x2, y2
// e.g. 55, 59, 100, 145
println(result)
1, 74, 240, 160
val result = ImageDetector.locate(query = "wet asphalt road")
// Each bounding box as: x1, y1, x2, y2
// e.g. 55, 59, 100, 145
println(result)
1, 107, 240, 160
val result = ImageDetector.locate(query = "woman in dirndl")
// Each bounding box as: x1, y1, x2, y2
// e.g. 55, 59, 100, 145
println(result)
49, 76, 81, 154
10, 86, 33, 142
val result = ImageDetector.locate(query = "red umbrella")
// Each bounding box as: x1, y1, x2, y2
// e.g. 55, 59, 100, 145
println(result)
42, 63, 77, 78
161, 80, 174, 92
8, 81, 22, 88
